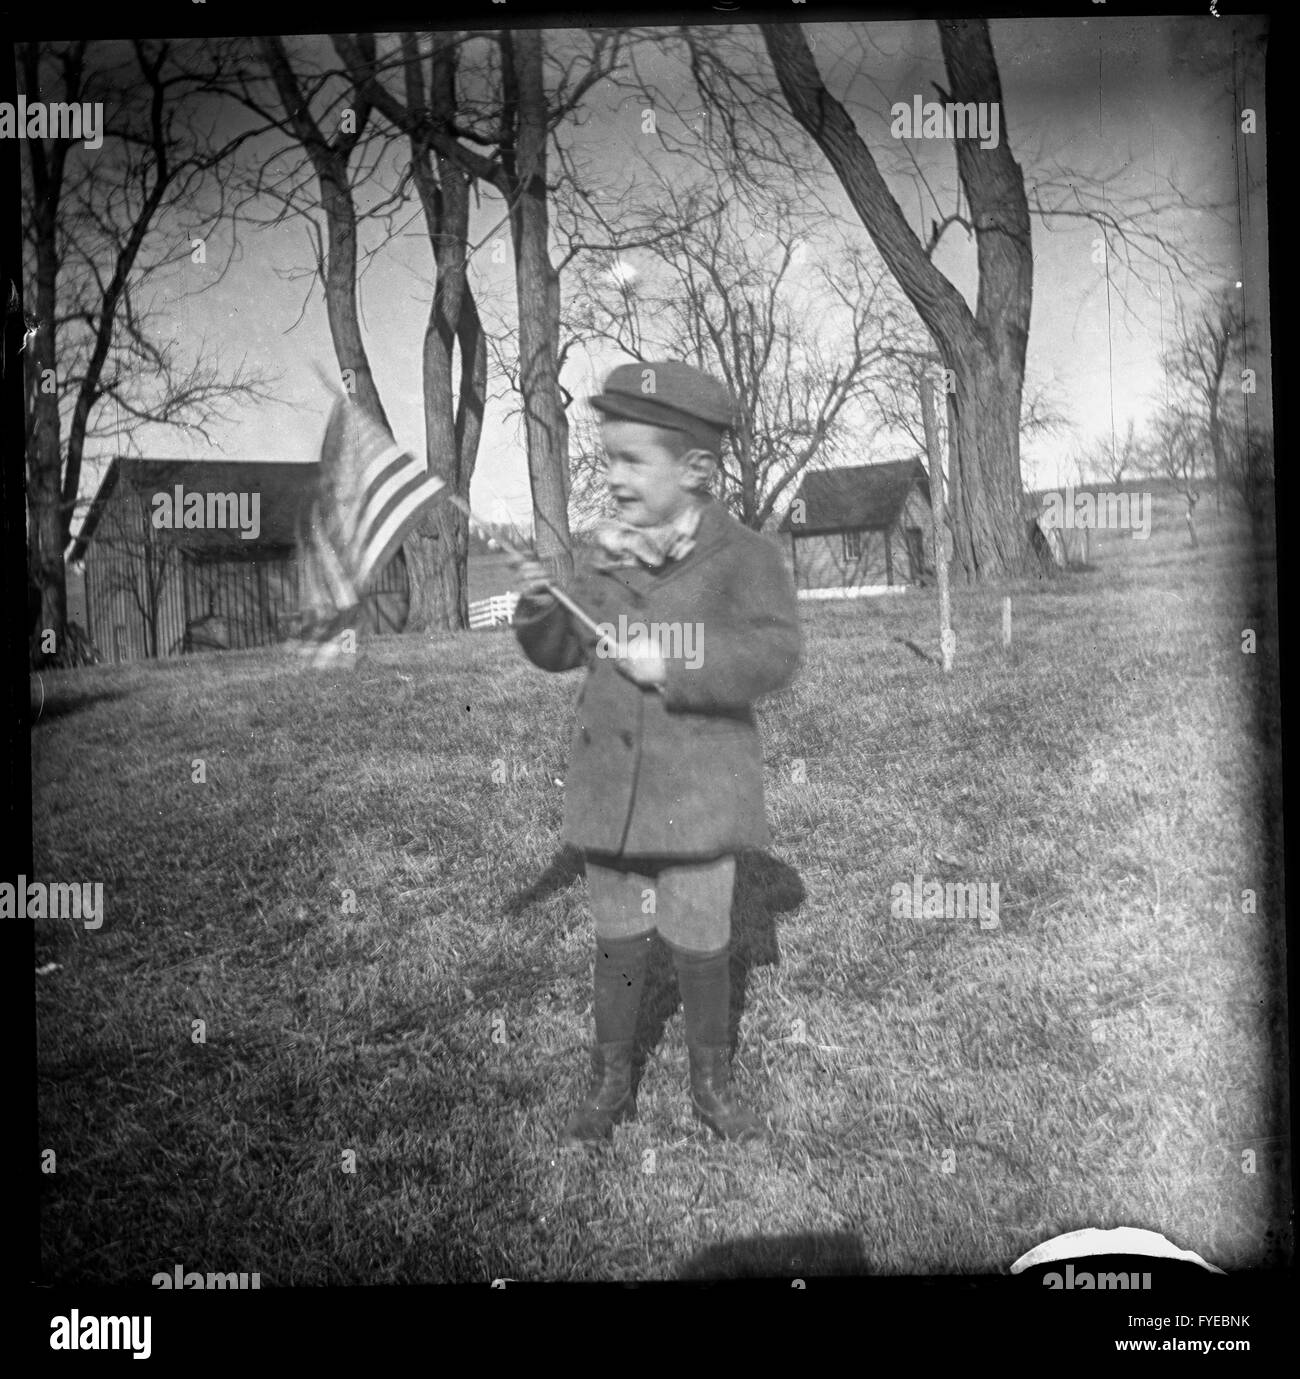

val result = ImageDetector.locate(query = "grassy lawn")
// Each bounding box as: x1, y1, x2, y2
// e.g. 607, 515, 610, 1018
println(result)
33, 496, 1288, 1283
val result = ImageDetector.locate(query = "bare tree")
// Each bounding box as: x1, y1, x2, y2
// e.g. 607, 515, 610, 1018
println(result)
1222, 422, 1273, 527
1165, 286, 1253, 515
756, 20, 1036, 579
1216, 369, 1272, 528
211, 34, 484, 630
565, 409, 617, 535
21, 39, 272, 664
675, 20, 1215, 581
330, 32, 488, 631
876, 349, 1067, 497
251, 37, 389, 426
343, 29, 625, 581
91, 480, 180, 659
483, 113, 710, 522
1080, 418, 1143, 486
1143, 402, 1205, 548
569, 186, 915, 529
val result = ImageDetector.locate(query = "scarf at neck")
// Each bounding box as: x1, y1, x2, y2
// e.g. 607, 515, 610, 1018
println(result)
593, 502, 704, 570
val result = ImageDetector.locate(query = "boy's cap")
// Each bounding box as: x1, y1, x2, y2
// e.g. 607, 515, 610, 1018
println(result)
589, 361, 737, 448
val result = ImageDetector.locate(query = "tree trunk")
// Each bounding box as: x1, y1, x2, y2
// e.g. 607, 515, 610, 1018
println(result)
24, 45, 70, 659
454, 291, 487, 626
405, 232, 485, 633
545, 258, 571, 513
27, 307, 66, 657
28, 438, 67, 657
328, 31, 488, 633
317, 171, 388, 432
403, 44, 481, 634
342, 28, 587, 584
733, 423, 760, 527
920, 370, 954, 671
944, 387, 962, 562
263, 37, 390, 434
760, 19, 1041, 581
947, 352, 1033, 578
503, 29, 573, 581
268, 35, 465, 638
1208, 392, 1224, 517
404, 303, 488, 632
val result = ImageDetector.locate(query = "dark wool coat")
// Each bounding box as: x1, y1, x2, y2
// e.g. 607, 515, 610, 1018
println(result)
515, 499, 802, 860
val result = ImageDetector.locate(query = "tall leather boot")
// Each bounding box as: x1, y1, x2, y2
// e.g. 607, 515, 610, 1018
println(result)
562, 931, 653, 1145
673, 942, 765, 1142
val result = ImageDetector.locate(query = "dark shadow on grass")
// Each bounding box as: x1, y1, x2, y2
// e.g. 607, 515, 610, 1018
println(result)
632, 849, 805, 1086
30, 686, 129, 727
501, 846, 804, 1087
502, 844, 585, 916
893, 636, 937, 665
676, 1229, 868, 1280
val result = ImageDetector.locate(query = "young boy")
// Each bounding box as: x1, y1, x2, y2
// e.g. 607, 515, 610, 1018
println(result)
512, 361, 802, 1144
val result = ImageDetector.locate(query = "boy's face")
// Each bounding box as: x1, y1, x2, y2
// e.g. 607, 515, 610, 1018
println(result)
600, 420, 701, 528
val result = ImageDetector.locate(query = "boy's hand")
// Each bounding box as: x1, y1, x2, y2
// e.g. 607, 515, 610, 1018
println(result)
508, 552, 554, 602
612, 639, 667, 689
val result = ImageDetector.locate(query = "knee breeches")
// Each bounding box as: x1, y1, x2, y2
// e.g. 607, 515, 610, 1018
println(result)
584, 853, 735, 954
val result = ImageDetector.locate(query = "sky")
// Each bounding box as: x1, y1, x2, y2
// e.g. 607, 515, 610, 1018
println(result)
62, 14, 1269, 533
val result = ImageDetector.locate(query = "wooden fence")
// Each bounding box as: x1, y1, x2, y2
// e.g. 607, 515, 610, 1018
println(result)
468, 593, 520, 630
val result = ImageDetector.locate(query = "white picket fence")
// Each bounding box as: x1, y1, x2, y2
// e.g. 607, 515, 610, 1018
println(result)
797, 585, 908, 601
468, 592, 520, 630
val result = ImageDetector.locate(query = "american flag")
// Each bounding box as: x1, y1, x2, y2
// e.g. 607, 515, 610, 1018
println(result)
294, 393, 447, 667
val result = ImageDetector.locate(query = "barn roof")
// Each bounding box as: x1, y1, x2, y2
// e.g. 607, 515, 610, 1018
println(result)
779, 459, 930, 535
68, 458, 319, 562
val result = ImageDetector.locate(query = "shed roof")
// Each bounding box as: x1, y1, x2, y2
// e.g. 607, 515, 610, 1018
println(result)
69, 458, 318, 562
779, 459, 930, 535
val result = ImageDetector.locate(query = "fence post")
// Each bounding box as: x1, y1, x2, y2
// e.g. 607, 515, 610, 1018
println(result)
921, 368, 954, 673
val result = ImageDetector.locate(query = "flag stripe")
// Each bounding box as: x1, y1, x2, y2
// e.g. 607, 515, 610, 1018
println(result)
357, 442, 410, 499
294, 394, 454, 659
357, 473, 447, 588
350, 455, 436, 570
342, 444, 411, 557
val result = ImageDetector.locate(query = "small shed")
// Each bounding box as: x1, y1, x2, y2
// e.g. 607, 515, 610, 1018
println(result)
779, 459, 934, 595
68, 458, 409, 662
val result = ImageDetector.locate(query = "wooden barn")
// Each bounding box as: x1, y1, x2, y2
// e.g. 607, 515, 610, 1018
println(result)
780, 459, 934, 596
68, 458, 409, 662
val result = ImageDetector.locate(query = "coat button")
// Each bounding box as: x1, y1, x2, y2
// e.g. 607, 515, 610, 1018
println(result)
620, 731, 634, 749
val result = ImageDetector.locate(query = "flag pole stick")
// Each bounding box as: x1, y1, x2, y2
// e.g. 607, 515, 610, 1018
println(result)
444, 493, 614, 650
